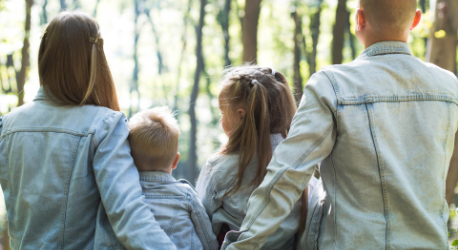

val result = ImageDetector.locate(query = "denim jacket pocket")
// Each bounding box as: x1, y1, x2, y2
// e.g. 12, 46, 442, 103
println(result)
307, 199, 325, 250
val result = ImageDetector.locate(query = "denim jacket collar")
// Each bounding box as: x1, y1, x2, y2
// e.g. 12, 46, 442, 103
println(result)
33, 86, 48, 101
33, 86, 61, 102
358, 41, 412, 59
139, 171, 176, 183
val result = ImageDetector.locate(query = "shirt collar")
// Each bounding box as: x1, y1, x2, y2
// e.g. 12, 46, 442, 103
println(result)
139, 171, 176, 183
358, 41, 412, 59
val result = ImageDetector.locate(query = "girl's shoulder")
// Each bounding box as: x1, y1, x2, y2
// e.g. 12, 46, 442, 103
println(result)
202, 153, 241, 181
205, 152, 239, 169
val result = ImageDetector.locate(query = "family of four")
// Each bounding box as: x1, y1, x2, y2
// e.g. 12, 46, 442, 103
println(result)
0, 0, 457, 249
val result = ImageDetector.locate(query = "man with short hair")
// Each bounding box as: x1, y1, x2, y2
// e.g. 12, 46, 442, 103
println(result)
222, 1, 458, 249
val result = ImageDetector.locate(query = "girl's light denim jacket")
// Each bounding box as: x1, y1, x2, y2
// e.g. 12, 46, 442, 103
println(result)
0, 87, 176, 250
222, 41, 458, 250
196, 134, 301, 250
138, 171, 219, 250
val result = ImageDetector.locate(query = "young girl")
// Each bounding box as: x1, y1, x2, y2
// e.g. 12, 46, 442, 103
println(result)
196, 66, 307, 249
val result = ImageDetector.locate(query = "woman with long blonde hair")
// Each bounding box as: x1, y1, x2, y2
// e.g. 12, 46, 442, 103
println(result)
0, 12, 175, 249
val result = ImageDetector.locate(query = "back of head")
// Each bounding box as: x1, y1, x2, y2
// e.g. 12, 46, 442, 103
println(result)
220, 65, 297, 196
128, 107, 180, 171
39, 12, 120, 111
360, 0, 417, 37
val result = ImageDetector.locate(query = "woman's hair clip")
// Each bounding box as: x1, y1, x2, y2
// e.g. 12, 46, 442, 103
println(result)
271, 69, 276, 76
89, 36, 104, 52
40, 29, 47, 39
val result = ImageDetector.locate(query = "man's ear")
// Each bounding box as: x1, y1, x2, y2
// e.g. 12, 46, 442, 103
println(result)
171, 153, 180, 170
356, 8, 366, 31
237, 108, 246, 120
410, 9, 422, 31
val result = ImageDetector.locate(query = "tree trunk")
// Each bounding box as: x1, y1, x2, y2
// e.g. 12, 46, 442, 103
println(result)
16, 0, 33, 107
129, 0, 141, 118
332, 0, 348, 64
1, 56, 13, 94
426, 0, 458, 207
242, 0, 262, 63
60, 0, 67, 11
419, 0, 428, 53
144, 8, 166, 75
292, 8, 303, 103
426, 0, 458, 72
218, 0, 231, 67
72, 0, 80, 10
6, 55, 15, 93
188, 0, 207, 184
93, 0, 101, 18
346, 11, 356, 60
3, 219, 10, 250
173, 0, 192, 114
40, 0, 48, 25
309, 4, 322, 76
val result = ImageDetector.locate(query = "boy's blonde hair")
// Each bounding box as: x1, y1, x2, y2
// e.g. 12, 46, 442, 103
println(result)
128, 107, 180, 171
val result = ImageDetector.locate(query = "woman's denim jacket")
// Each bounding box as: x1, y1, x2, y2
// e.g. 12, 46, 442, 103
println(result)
222, 42, 458, 250
196, 134, 301, 250
0, 87, 176, 250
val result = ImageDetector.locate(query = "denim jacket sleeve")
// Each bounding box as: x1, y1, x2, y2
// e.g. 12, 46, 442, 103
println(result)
196, 158, 221, 218
222, 71, 337, 250
0, 116, 3, 136
189, 187, 219, 250
93, 111, 176, 250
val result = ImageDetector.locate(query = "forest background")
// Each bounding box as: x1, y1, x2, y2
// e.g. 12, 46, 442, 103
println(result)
0, 0, 457, 248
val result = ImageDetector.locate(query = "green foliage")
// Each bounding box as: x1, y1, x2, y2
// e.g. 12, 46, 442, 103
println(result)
453, 240, 458, 247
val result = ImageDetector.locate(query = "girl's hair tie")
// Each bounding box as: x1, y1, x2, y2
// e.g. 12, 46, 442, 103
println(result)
251, 79, 259, 87
271, 69, 276, 76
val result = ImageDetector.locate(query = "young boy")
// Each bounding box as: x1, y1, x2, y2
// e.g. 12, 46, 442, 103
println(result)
222, 1, 458, 250
128, 107, 218, 250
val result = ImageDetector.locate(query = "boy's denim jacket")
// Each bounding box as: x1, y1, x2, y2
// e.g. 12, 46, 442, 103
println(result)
196, 134, 301, 250
139, 171, 219, 250
223, 42, 458, 250
0, 87, 176, 250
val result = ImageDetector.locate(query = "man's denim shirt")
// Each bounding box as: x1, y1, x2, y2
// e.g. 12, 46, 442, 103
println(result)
0, 87, 176, 250
139, 171, 218, 250
196, 134, 301, 250
223, 42, 458, 250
